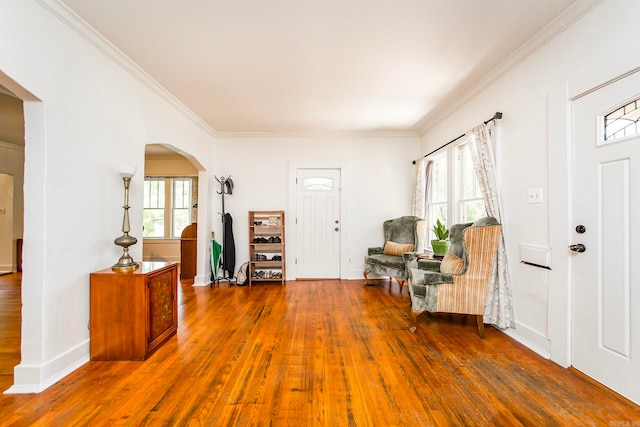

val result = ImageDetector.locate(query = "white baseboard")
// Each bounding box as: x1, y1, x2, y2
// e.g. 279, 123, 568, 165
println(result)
500, 321, 551, 359
0, 264, 13, 274
193, 274, 211, 287
4, 340, 90, 394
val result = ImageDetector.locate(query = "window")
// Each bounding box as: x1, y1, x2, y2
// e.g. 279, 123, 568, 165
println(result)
143, 179, 165, 238
426, 152, 447, 234
172, 178, 192, 238
302, 177, 334, 191
143, 177, 194, 239
457, 143, 486, 223
425, 140, 487, 243
603, 97, 640, 142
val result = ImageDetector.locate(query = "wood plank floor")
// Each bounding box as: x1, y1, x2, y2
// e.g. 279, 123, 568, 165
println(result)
1, 273, 639, 426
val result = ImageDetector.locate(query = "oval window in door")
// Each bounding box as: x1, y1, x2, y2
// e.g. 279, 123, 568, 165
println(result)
302, 177, 334, 191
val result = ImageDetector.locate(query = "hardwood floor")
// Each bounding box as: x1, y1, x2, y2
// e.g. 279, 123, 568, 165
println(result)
1, 274, 638, 426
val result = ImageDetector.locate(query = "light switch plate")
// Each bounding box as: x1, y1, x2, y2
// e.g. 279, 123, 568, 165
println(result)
528, 188, 543, 204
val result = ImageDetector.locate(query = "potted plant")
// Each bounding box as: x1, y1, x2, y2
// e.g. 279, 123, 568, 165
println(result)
431, 219, 450, 257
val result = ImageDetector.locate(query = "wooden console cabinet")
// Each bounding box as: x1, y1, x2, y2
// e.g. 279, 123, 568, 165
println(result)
90, 262, 178, 360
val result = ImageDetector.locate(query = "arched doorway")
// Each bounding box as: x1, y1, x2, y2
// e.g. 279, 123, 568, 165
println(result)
143, 144, 206, 284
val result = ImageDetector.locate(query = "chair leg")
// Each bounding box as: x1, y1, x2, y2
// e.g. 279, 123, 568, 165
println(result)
396, 278, 405, 295
476, 315, 485, 339
363, 270, 369, 286
410, 308, 423, 334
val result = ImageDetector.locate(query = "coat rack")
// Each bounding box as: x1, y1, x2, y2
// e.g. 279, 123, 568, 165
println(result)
214, 175, 236, 286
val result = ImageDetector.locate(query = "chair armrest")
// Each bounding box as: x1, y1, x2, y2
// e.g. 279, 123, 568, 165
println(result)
403, 252, 418, 269
368, 247, 384, 255
417, 259, 442, 272
423, 271, 454, 286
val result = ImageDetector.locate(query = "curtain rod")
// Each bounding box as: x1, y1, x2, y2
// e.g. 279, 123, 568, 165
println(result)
412, 112, 503, 165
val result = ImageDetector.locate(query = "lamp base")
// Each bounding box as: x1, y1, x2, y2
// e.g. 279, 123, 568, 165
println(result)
112, 262, 139, 273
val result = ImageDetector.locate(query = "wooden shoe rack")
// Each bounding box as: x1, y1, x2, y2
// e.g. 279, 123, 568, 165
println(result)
248, 210, 285, 286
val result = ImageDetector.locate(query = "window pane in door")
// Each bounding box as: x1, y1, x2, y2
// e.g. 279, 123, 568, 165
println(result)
604, 98, 640, 142
302, 177, 334, 191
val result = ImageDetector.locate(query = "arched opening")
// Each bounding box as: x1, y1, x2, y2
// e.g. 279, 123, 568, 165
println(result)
143, 144, 206, 284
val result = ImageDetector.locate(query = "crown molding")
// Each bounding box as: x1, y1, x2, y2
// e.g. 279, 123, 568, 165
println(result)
417, 0, 603, 135
35, 0, 218, 137
215, 129, 421, 139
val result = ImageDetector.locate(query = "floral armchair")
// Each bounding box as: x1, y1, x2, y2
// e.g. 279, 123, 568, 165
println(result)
364, 216, 426, 294
405, 217, 501, 338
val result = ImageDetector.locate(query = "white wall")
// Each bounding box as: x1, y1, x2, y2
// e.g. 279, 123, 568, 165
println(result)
213, 133, 420, 280
420, 0, 640, 362
0, 0, 216, 392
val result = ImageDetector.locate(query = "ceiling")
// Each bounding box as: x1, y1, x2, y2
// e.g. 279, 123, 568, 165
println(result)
57, 0, 582, 134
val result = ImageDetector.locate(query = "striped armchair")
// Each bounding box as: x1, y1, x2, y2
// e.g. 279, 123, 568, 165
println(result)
406, 217, 502, 338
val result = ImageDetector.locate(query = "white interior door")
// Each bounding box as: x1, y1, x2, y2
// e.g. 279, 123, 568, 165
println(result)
295, 168, 341, 278
571, 71, 640, 405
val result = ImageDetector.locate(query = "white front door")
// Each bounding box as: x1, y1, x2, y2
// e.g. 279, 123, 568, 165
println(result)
571, 71, 640, 405
295, 168, 341, 278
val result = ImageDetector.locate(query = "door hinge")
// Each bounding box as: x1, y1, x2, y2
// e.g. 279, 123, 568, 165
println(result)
295, 218, 297, 224
147, 280, 150, 288
295, 258, 297, 265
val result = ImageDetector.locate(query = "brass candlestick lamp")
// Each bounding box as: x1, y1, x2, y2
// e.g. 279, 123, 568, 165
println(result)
112, 164, 139, 272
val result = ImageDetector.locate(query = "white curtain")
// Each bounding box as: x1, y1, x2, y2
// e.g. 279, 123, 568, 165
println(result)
467, 123, 515, 329
411, 157, 429, 219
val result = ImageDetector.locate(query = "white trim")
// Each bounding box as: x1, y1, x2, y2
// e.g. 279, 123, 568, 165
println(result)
418, 0, 602, 135
288, 160, 349, 280
35, 0, 217, 137
547, 82, 572, 367
4, 340, 90, 394
501, 323, 551, 360
217, 130, 420, 138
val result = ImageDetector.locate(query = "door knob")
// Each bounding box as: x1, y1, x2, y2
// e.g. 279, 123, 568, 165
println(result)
569, 244, 586, 253
335, 227, 339, 232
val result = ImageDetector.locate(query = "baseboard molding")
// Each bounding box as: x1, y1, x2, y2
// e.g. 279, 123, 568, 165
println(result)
0, 265, 13, 274
4, 339, 90, 394
193, 274, 210, 287
500, 321, 551, 359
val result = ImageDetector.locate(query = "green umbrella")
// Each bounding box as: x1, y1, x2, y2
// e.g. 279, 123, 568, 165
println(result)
211, 239, 222, 282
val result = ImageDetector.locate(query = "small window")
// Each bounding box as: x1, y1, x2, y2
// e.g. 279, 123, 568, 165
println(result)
143, 179, 165, 238
143, 177, 195, 238
302, 177, 334, 191
458, 144, 486, 223
604, 98, 640, 142
171, 178, 192, 238
426, 152, 447, 235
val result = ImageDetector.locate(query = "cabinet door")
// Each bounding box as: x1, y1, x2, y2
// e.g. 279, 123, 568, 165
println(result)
147, 267, 177, 351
